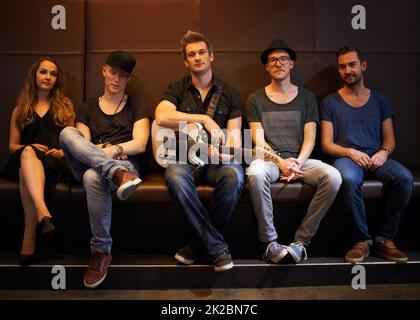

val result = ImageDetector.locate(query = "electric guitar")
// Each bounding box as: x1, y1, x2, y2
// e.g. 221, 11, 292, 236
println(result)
151, 120, 284, 168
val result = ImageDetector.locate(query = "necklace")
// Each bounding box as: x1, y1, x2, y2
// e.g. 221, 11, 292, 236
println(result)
99, 94, 126, 120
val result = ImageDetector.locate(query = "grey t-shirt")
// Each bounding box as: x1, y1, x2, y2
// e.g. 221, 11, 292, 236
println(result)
246, 88, 319, 159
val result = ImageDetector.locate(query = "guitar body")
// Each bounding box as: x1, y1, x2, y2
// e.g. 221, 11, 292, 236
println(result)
151, 120, 283, 168
151, 120, 209, 168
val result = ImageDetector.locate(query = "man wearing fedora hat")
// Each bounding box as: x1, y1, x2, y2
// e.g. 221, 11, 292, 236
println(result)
246, 39, 342, 263
155, 30, 244, 272
59, 50, 150, 288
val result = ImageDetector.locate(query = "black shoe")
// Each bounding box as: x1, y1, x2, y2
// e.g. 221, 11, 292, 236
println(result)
175, 245, 197, 265
39, 217, 55, 235
213, 250, 234, 272
19, 254, 34, 266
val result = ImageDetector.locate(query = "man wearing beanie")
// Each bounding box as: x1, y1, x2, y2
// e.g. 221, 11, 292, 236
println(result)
60, 51, 150, 288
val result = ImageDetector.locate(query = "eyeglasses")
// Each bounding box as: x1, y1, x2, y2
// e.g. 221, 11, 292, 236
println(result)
267, 56, 291, 65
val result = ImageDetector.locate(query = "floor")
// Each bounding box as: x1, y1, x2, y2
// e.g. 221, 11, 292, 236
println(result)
1, 284, 420, 300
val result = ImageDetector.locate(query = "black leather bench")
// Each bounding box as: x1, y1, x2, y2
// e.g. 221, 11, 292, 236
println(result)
0, 170, 419, 256
1, 171, 419, 202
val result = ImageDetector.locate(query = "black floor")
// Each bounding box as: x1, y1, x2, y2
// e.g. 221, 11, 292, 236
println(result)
1, 252, 420, 290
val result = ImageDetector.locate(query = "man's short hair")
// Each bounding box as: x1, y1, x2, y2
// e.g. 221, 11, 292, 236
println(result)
336, 46, 364, 62
180, 30, 213, 58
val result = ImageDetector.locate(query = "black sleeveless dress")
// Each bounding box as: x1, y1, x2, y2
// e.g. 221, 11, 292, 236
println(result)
1, 109, 73, 196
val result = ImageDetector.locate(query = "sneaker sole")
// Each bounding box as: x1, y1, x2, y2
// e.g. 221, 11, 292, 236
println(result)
116, 178, 142, 200
268, 248, 288, 263
83, 272, 108, 289
374, 250, 408, 263
214, 261, 234, 272
345, 251, 370, 264
174, 253, 196, 265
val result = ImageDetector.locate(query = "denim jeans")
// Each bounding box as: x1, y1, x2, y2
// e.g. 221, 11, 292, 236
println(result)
246, 159, 342, 245
332, 157, 413, 242
165, 163, 244, 259
59, 127, 139, 253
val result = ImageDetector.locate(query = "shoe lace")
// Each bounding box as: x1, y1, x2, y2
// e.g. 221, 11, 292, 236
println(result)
295, 243, 307, 260
263, 242, 278, 260
89, 252, 105, 272
214, 251, 230, 264
181, 246, 195, 259
382, 240, 397, 249
355, 241, 369, 251
113, 170, 131, 186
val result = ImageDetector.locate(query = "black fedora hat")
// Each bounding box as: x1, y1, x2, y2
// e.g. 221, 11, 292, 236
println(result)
260, 39, 297, 64
105, 51, 137, 78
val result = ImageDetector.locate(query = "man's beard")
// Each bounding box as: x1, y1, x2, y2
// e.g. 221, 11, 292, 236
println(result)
344, 73, 362, 87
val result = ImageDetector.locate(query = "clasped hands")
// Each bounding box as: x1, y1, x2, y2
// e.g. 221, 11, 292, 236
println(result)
348, 148, 388, 171
279, 158, 304, 182
31, 143, 64, 158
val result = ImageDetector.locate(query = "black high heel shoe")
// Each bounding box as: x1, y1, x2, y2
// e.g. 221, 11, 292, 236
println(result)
39, 216, 55, 235
19, 254, 34, 266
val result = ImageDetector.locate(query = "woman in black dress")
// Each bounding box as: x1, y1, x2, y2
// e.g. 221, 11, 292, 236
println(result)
4, 57, 75, 265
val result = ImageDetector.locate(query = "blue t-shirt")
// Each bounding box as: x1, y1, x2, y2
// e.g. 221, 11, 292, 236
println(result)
320, 91, 394, 156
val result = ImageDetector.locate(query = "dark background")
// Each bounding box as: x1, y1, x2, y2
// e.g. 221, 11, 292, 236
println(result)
0, 0, 419, 169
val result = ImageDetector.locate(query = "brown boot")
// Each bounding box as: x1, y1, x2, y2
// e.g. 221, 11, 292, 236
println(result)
374, 239, 408, 263
112, 169, 142, 200
83, 251, 112, 289
345, 240, 370, 264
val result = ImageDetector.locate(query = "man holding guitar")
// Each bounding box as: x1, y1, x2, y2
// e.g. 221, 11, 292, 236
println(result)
246, 39, 342, 264
155, 31, 244, 272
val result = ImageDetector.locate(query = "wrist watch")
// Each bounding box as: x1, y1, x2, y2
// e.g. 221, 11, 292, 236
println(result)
116, 144, 124, 155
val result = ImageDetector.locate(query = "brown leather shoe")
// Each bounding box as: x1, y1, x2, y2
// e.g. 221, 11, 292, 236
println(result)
112, 169, 142, 200
83, 251, 112, 289
374, 240, 408, 263
345, 240, 370, 264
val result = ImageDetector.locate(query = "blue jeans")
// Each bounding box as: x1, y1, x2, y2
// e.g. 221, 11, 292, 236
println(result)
165, 163, 244, 259
59, 127, 139, 253
332, 157, 413, 242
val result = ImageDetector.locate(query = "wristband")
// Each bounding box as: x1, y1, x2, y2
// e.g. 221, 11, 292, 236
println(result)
381, 148, 390, 155
116, 144, 124, 156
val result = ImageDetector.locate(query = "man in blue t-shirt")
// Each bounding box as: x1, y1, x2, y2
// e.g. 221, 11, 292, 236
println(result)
320, 46, 413, 264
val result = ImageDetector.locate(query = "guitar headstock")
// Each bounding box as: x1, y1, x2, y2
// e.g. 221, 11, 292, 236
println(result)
253, 146, 283, 166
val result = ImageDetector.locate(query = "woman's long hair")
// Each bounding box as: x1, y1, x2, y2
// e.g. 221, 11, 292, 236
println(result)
14, 57, 75, 129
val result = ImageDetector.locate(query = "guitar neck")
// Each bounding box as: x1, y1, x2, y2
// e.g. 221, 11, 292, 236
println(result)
195, 142, 280, 162
217, 145, 251, 155
193, 142, 253, 155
